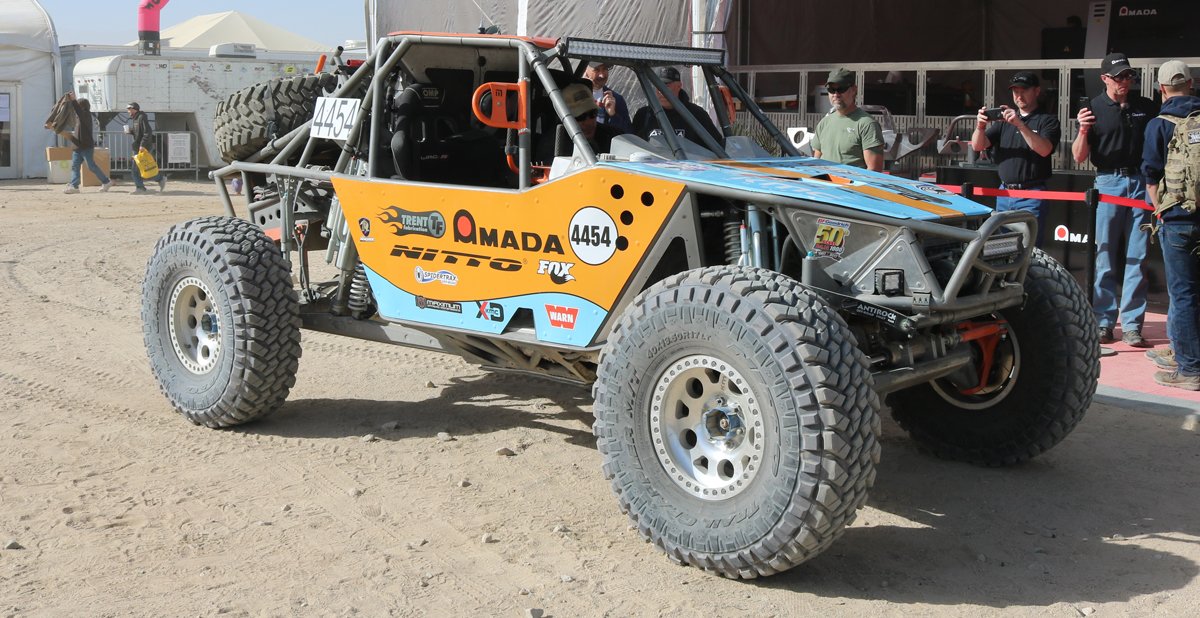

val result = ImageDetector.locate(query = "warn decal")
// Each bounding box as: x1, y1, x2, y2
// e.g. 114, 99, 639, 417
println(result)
453, 210, 565, 254
545, 304, 579, 330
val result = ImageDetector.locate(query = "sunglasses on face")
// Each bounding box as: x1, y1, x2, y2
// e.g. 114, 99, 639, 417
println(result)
575, 110, 597, 122
1106, 72, 1136, 81
827, 85, 852, 94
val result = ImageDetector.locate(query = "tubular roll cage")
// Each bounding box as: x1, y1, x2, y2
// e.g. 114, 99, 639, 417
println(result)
208, 32, 1034, 329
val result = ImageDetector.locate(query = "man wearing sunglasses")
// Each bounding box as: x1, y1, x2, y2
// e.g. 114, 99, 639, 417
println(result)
1072, 52, 1159, 348
811, 68, 884, 172
971, 71, 1060, 247
563, 82, 623, 154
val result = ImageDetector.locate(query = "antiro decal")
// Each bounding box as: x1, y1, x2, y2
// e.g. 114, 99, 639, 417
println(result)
545, 304, 579, 330
392, 244, 522, 272
415, 296, 462, 314
453, 210, 564, 254
414, 266, 459, 286
476, 301, 505, 322
379, 206, 447, 238
537, 260, 576, 284
1053, 225, 1089, 244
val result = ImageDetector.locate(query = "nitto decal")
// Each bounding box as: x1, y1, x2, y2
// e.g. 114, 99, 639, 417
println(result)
358, 217, 374, 242
379, 206, 446, 238
813, 217, 851, 258
391, 244, 522, 272
545, 304, 579, 330
537, 260, 576, 284
569, 207, 618, 265
415, 296, 462, 313
476, 301, 505, 322
414, 266, 458, 286
452, 210, 564, 254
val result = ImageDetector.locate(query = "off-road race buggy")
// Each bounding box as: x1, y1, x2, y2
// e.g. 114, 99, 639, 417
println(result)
141, 32, 1100, 579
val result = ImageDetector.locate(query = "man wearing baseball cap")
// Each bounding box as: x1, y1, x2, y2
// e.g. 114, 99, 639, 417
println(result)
584, 62, 632, 133
971, 70, 1061, 247
1072, 52, 1159, 348
811, 68, 885, 171
631, 66, 723, 148
127, 102, 167, 194
1140, 60, 1200, 390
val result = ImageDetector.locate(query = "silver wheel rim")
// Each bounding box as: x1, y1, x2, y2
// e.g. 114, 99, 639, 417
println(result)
650, 355, 764, 501
931, 329, 1021, 410
168, 276, 221, 375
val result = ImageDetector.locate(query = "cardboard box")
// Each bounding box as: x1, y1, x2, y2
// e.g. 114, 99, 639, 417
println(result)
46, 147, 111, 186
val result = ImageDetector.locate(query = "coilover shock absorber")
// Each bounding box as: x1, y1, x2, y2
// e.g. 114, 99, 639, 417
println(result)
723, 214, 743, 265
347, 262, 375, 319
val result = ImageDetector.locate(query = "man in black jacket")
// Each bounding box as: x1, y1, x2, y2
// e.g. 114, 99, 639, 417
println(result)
127, 102, 166, 194
632, 67, 723, 150
62, 93, 111, 194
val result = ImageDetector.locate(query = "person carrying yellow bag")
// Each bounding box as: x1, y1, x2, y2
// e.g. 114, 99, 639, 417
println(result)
126, 102, 166, 194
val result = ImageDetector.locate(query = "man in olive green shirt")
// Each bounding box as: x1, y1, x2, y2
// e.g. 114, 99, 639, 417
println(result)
811, 68, 885, 171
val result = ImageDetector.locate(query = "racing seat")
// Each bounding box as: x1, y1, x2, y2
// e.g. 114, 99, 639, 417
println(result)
390, 80, 510, 187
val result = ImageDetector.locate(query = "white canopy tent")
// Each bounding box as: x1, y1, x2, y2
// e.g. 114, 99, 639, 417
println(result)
0, 0, 60, 179
125, 10, 330, 53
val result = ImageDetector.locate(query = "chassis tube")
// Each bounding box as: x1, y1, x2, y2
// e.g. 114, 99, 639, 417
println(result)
644, 69, 728, 158
713, 66, 800, 156
633, 69, 687, 160
526, 43, 596, 167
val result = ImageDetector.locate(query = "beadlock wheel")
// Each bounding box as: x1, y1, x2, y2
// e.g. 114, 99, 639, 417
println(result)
652, 354, 764, 500
168, 276, 220, 375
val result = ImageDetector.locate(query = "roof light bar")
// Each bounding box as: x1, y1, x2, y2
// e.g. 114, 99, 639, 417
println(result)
565, 38, 725, 66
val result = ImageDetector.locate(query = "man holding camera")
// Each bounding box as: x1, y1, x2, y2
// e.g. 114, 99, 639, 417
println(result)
1071, 52, 1159, 347
971, 71, 1061, 247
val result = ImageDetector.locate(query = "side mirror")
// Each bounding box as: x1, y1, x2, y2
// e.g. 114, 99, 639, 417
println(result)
472, 82, 527, 130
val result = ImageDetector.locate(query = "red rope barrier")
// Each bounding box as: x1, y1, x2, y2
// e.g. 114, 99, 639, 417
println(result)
934, 184, 1154, 211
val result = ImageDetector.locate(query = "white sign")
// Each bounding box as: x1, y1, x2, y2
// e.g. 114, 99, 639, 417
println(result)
168, 133, 191, 164
311, 97, 360, 141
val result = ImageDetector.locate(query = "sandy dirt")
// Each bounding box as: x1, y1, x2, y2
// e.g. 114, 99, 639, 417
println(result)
0, 178, 1198, 617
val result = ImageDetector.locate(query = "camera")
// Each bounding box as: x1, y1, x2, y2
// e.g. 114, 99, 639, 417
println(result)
983, 107, 1005, 121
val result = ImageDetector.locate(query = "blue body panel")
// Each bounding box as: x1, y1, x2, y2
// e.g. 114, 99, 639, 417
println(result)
601, 157, 993, 221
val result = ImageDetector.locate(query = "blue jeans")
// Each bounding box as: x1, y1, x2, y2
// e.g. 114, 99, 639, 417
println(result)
1091, 173, 1151, 330
69, 148, 110, 188
1159, 222, 1200, 375
132, 151, 163, 189
997, 184, 1046, 247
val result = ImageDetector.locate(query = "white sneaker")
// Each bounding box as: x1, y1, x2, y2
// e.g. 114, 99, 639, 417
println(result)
62, 186, 79, 194
158, 177, 167, 192
100, 181, 112, 192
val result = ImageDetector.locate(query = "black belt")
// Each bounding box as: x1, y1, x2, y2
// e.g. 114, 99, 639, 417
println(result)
1096, 167, 1140, 176
1003, 181, 1046, 190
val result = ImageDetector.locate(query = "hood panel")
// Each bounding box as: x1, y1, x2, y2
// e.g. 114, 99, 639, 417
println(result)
601, 157, 992, 220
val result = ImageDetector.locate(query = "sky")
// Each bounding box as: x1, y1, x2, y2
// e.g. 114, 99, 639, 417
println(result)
37, 0, 367, 47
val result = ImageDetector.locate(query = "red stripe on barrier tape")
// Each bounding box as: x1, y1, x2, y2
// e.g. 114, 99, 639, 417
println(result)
934, 184, 1153, 211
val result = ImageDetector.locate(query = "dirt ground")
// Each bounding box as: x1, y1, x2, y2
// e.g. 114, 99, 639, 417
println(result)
1, 178, 1198, 617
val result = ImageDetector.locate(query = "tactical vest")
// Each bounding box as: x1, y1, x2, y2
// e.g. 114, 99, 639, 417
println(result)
1157, 111, 1200, 216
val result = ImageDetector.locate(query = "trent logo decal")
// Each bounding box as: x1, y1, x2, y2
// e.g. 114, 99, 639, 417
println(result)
380, 207, 446, 238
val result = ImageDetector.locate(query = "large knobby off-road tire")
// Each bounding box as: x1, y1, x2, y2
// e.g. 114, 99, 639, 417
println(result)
213, 73, 337, 162
142, 216, 301, 428
889, 248, 1099, 466
593, 266, 881, 579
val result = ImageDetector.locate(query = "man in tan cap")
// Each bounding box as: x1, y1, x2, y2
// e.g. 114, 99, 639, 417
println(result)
1141, 60, 1200, 390
811, 68, 884, 171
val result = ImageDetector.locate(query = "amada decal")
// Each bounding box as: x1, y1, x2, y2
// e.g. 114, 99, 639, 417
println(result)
476, 301, 505, 322
414, 266, 459, 286
537, 260, 576, 284
416, 296, 462, 313
545, 304, 579, 330
453, 210, 564, 254
1053, 225, 1089, 244
380, 206, 447, 238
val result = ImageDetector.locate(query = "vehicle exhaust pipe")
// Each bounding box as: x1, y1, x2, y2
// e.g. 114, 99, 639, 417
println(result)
137, 0, 171, 56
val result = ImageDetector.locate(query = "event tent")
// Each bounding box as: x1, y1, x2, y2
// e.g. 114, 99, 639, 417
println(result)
125, 10, 330, 53
0, 0, 60, 179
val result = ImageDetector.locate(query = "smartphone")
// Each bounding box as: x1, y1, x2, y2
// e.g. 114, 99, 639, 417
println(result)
1077, 96, 1091, 113
983, 107, 1005, 121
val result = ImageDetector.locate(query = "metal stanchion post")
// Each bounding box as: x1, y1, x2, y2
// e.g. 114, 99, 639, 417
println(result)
1085, 188, 1116, 357
962, 182, 975, 201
